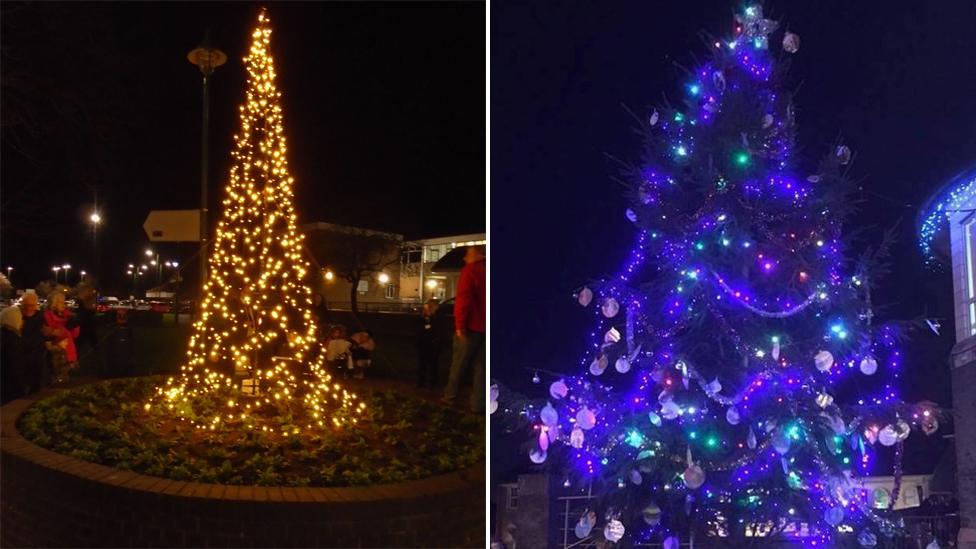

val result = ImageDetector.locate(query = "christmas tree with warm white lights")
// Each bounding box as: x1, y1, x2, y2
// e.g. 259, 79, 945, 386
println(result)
499, 5, 944, 547
152, 9, 363, 431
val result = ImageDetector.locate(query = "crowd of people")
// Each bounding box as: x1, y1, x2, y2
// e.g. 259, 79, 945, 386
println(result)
1, 291, 84, 404
323, 325, 376, 379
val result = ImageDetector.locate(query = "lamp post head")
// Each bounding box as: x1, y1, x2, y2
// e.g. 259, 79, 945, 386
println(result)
188, 31, 227, 77
145, 249, 153, 257
89, 212, 102, 224
62, 264, 71, 270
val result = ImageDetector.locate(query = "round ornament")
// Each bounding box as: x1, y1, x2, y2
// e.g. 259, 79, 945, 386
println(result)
762, 113, 774, 128
664, 535, 680, 549
615, 356, 631, 374
858, 530, 878, 548
604, 519, 625, 543
625, 208, 638, 223
578, 287, 593, 307
860, 356, 878, 375
683, 464, 705, 489
726, 406, 741, 425
540, 403, 558, 427
489, 384, 499, 415
879, 425, 899, 447
529, 447, 547, 464
922, 417, 939, 436
550, 380, 569, 399
648, 411, 663, 427
577, 406, 597, 430
824, 506, 844, 526
570, 426, 585, 448
895, 419, 911, 441
782, 32, 801, 53
815, 350, 835, 372
642, 504, 662, 525
807, 174, 822, 183
602, 298, 620, 318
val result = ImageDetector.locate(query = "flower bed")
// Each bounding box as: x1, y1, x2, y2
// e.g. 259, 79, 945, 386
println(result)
17, 377, 483, 487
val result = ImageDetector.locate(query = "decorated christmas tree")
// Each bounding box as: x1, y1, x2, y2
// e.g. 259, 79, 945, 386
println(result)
151, 9, 363, 431
495, 5, 943, 547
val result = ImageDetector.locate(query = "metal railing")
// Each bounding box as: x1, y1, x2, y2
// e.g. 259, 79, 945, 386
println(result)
556, 491, 959, 549
327, 302, 422, 314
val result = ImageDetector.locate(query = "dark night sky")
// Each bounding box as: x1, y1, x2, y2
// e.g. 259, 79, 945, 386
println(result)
490, 1, 976, 478
1, 1, 485, 292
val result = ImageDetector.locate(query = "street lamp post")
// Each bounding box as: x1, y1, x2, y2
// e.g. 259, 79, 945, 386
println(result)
89, 211, 101, 283
62, 264, 71, 285
52, 266, 61, 283
5, 266, 12, 284
188, 31, 227, 288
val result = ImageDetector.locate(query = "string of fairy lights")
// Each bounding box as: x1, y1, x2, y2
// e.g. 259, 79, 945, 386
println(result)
150, 10, 364, 431
492, 5, 944, 546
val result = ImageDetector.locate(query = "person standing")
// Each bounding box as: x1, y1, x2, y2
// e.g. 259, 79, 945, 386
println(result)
19, 291, 47, 392
74, 285, 102, 374
416, 301, 441, 390
43, 292, 79, 384
1, 306, 27, 404
349, 330, 375, 379
442, 245, 486, 412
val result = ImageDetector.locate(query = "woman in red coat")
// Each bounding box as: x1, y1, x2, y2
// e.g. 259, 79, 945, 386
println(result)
43, 292, 80, 380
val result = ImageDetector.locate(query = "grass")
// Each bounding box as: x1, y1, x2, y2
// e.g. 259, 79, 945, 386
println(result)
18, 377, 484, 487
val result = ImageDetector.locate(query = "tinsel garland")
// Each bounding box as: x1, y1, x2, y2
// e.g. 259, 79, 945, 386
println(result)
712, 271, 820, 318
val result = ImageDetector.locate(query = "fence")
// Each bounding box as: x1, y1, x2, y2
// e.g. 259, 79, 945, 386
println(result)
328, 301, 422, 314
556, 491, 959, 549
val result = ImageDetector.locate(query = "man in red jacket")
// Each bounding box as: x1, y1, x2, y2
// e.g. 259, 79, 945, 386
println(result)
442, 245, 486, 412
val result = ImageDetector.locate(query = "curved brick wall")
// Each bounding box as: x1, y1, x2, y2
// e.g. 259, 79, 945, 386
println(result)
1, 398, 484, 548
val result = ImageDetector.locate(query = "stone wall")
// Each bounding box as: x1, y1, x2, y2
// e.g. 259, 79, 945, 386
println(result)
1, 399, 484, 548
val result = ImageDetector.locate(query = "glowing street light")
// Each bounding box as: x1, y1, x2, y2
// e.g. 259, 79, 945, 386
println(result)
52, 266, 61, 283
426, 279, 439, 289
378, 272, 390, 284
89, 212, 102, 225
324, 270, 335, 281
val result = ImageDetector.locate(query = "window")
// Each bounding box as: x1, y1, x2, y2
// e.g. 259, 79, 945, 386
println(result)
357, 280, 369, 293
430, 248, 441, 262
966, 220, 976, 336
385, 284, 397, 299
506, 486, 518, 510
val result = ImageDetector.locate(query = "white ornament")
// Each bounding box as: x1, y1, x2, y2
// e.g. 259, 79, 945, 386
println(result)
629, 470, 642, 485
864, 426, 879, 445
896, 419, 911, 441
816, 392, 834, 408
590, 355, 608, 376
762, 113, 774, 128
747, 426, 758, 449
648, 411, 662, 427
726, 406, 741, 425
570, 426, 585, 448
860, 356, 878, 376
815, 350, 835, 372
782, 32, 800, 53
824, 506, 844, 526
575, 511, 596, 539
664, 536, 680, 549
772, 427, 791, 455
625, 208, 638, 223
879, 425, 898, 446
529, 447, 547, 464
576, 406, 597, 430
605, 327, 621, 343
836, 145, 852, 165
660, 399, 681, 420
712, 70, 726, 92
807, 174, 822, 183
540, 403, 558, 427
615, 356, 631, 373
578, 287, 593, 307
703, 378, 722, 395
538, 430, 549, 451
601, 298, 620, 318
550, 380, 569, 399
642, 504, 661, 525
489, 384, 499, 414
683, 464, 705, 489
649, 109, 660, 127
772, 339, 781, 360
604, 519, 625, 543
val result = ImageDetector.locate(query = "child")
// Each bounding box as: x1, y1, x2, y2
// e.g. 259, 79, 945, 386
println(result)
349, 330, 375, 380
324, 326, 352, 376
